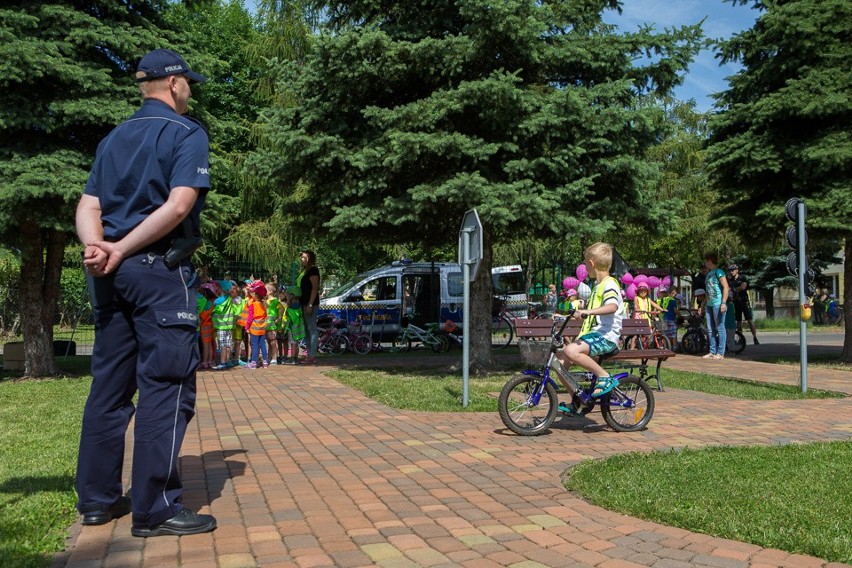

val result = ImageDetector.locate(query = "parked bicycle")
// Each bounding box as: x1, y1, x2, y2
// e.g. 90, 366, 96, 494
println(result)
680, 310, 745, 355
338, 318, 373, 355
625, 311, 672, 351
391, 319, 450, 353
315, 319, 349, 355
498, 312, 655, 435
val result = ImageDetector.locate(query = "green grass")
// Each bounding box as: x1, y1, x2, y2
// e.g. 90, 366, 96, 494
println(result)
0, 378, 90, 568
330, 366, 843, 410
330, 368, 513, 411
662, 368, 843, 399
754, 317, 844, 332
564, 442, 852, 564
756, 355, 852, 372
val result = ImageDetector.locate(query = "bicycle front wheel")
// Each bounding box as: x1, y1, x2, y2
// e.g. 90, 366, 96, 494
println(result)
600, 375, 654, 432
498, 374, 558, 436
491, 316, 514, 350
352, 333, 373, 355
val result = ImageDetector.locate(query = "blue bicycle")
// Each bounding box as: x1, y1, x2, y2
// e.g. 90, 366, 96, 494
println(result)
498, 313, 655, 435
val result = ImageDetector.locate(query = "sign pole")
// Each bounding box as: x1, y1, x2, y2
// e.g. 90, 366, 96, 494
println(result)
797, 201, 808, 393
462, 228, 472, 407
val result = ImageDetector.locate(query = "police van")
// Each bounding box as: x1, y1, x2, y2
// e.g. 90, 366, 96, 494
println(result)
319, 261, 526, 338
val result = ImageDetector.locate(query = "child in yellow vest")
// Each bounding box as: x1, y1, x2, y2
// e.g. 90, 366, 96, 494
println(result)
557, 242, 623, 399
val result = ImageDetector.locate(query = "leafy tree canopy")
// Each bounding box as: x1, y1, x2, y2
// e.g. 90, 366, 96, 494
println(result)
249, 0, 705, 248
707, 0, 851, 240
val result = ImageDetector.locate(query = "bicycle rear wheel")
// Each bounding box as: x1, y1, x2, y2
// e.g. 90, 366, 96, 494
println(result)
498, 374, 558, 436
390, 333, 412, 352
727, 331, 746, 354
491, 316, 514, 350
600, 375, 654, 432
681, 330, 706, 354
430, 333, 450, 353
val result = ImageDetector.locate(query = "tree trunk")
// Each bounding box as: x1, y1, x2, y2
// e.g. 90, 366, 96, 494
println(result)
19, 225, 66, 377
764, 288, 775, 319
841, 236, 851, 363
469, 226, 496, 373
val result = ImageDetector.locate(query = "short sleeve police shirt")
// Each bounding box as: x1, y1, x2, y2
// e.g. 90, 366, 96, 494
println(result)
84, 99, 209, 240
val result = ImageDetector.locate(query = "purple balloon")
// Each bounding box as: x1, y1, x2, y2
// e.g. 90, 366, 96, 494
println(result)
576, 263, 588, 282
662, 276, 672, 288
626, 283, 638, 300
648, 276, 661, 289
621, 272, 634, 285
562, 276, 579, 290
633, 274, 648, 285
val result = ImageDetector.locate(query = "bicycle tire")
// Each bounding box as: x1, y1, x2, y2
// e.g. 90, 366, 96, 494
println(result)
600, 375, 654, 432
651, 334, 672, 351
727, 331, 746, 354
681, 330, 706, 355
491, 315, 514, 350
498, 374, 558, 436
430, 333, 450, 353
352, 334, 373, 355
390, 333, 412, 353
331, 334, 349, 355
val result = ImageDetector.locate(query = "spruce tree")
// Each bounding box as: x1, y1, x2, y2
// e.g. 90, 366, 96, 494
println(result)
0, 1, 176, 376
707, 0, 852, 360
250, 0, 703, 369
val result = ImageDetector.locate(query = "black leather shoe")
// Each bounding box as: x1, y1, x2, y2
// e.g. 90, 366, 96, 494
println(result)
131, 508, 217, 538
81, 495, 132, 526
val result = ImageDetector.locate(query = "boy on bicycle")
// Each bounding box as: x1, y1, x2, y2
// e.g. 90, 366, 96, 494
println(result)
558, 242, 623, 398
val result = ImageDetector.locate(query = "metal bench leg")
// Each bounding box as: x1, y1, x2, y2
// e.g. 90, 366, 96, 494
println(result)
654, 359, 664, 391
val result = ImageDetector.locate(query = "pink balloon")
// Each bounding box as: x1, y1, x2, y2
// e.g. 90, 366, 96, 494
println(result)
621, 272, 634, 285
562, 276, 579, 290
575, 263, 588, 282
626, 283, 638, 300
648, 276, 661, 289
633, 274, 648, 285
662, 276, 672, 288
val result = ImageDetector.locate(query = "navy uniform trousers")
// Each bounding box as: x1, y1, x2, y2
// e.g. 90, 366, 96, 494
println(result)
76, 251, 199, 528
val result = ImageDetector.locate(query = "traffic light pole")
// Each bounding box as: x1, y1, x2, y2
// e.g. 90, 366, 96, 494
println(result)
797, 201, 808, 393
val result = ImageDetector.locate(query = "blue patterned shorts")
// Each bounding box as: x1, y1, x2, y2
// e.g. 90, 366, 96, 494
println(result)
578, 332, 618, 356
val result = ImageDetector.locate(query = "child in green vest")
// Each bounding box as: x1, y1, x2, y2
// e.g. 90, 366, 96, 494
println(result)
212, 281, 237, 370
557, 242, 623, 398
265, 283, 282, 365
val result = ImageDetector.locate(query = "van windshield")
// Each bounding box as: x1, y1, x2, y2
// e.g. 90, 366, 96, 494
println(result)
493, 271, 525, 295
328, 277, 360, 299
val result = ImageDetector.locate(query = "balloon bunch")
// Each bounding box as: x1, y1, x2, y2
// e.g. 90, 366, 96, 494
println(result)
620, 273, 673, 300
562, 263, 592, 301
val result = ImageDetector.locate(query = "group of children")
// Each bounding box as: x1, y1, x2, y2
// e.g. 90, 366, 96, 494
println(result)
196, 279, 306, 369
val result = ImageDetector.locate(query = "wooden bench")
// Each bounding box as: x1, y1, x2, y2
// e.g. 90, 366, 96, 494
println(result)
514, 317, 675, 391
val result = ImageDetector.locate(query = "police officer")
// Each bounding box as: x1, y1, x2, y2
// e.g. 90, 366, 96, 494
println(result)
75, 49, 216, 537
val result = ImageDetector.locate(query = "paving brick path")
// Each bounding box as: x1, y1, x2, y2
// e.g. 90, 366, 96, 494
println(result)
58, 350, 851, 568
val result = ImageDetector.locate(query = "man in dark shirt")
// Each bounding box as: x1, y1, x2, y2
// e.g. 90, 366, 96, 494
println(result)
75, 49, 216, 537
728, 264, 759, 345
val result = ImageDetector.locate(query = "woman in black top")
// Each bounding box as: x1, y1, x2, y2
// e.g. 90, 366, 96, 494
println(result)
298, 250, 321, 361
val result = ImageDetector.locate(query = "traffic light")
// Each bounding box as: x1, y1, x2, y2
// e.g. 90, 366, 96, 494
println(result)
784, 197, 814, 288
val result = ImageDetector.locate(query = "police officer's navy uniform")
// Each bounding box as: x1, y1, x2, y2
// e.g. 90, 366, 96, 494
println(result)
76, 97, 210, 529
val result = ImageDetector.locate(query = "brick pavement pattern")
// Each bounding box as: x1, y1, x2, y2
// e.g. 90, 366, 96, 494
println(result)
58, 353, 852, 568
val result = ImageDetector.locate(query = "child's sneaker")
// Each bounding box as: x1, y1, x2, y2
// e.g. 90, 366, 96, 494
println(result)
246, 362, 257, 369
269, 360, 277, 366
262, 361, 269, 368
212, 364, 228, 371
